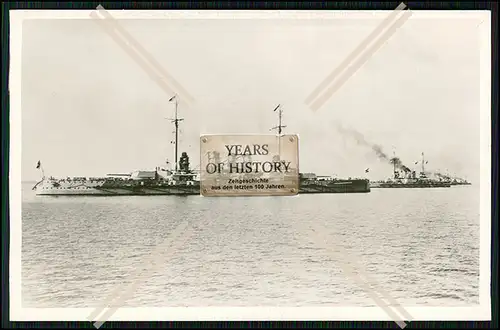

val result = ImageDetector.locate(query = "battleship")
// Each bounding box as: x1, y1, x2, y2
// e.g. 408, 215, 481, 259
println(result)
433, 172, 472, 186
32, 101, 370, 196
370, 152, 451, 188
448, 179, 472, 186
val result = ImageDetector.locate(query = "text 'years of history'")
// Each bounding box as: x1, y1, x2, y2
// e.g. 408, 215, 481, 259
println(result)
204, 144, 292, 175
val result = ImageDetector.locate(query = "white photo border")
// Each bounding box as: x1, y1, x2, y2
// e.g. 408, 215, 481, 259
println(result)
9, 9, 492, 322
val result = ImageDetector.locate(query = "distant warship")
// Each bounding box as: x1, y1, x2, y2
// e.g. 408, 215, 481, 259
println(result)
370, 152, 451, 188
33, 102, 370, 196
433, 172, 472, 186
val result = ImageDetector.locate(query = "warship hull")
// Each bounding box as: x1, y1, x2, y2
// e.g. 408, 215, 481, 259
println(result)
298, 179, 370, 194
35, 179, 371, 196
375, 182, 451, 188
449, 182, 472, 186
35, 186, 201, 196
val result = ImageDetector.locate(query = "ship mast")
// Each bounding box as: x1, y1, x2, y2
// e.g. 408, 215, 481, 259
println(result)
270, 104, 286, 159
421, 152, 425, 173
392, 150, 397, 179
270, 104, 286, 135
168, 95, 183, 172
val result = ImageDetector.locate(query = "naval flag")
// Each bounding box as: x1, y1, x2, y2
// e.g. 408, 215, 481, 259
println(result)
169, 95, 177, 102
36, 160, 41, 169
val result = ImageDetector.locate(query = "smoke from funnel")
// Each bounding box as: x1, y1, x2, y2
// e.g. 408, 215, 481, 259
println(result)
336, 123, 411, 172
390, 157, 411, 172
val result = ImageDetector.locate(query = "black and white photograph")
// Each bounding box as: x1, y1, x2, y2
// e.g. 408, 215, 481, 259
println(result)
9, 8, 491, 324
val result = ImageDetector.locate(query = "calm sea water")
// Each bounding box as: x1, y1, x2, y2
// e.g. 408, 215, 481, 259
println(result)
21, 182, 480, 307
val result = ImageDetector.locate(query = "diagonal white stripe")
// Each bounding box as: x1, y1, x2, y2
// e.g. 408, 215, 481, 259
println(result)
90, 5, 195, 106
87, 221, 193, 328
304, 224, 413, 328
305, 2, 407, 105
309, 9, 412, 112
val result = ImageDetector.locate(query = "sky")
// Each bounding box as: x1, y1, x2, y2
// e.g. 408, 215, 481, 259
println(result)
19, 13, 484, 182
